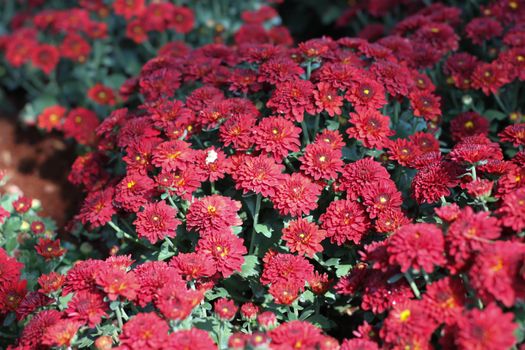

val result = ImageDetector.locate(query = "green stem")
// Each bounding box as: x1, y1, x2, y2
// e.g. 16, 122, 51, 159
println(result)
301, 120, 311, 145
107, 220, 151, 249
249, 194, 262, 255
404, 271, 421, 299
494, 93, 508, 114
313, 114, 320, 138
115, 303, 124, 330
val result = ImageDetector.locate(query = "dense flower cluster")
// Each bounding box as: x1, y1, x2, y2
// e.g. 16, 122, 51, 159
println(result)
2, 0, 525, 348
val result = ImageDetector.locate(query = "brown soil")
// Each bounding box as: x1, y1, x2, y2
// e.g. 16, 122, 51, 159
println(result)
0, 112, 81, 229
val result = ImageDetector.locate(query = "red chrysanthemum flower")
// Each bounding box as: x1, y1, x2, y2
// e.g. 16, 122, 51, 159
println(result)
375, 208, 411, 233
313, 82, 343, 117
423, 277, 466, 325
258, 57, 304, 84
271, 172, 322, 217
387, 223, 445, 272
450, 112, 490, 141
214, 298, 238, 320
300, 142, 344, 181
266, 80, 316, 122
195, 231, 247, 278
282, 218, 326, 257
42, 319, 82, 347
35, 238, 66, 261
471, 62, 510, 95
118, 313, 170, 350
66, 290, 108, 327
498, 187, 525, 232
38, 272, 65, 294
95, 268, 138, 301
261, 252, 314, 288
167, 328, 217, 350
115, 173, 156, 212
16, 310, 62, 349
456, 304, 517, 350
271, 282, 301, 306
194, 147, 231, 182
379, 300, 435, 346
76, 188, 116, 228
134, 201, 181, 244
113, 0, 145, 19
152, 140, 194, 172
133, 261, 177, 307
361, 180, 403, 218
63, 259, 104, 295
156, 281, 203, 321
0, 279, 27, 313
499, 123, 525, 146
469, 241, 525, 308
240, 302, 259, 319
63, 107, 99, 145
387, 138, 422, 167
186, 195, 242, 236
253, 116, 301, 160
345, 77, 387, 111
339, 158, 391, 199
231, 154, 284, 197
445, 206, 501, 272
320, 199, 370, 245
12, 196, 32, 213
37, 105, 66, 132
0, 248, 23, 286
315, 129, 345, 151
450, 134, 503, 164
409, 90, 441, 122
346, 109, 394, 149
269, 320, 324, 349
15, 291, 53, 321
170, 252, 217, 281
465, 17, 503, 45
411, 162, 459, 204
87, 83, 116, 106
169, 6, 195, 34
219, 114, 257, 151
30, 44, 59, 74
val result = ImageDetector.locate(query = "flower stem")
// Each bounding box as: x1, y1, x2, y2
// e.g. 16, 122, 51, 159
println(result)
249, 194, 262, 255
404, 271, 421, 299
115, 303, 124, 330
301, 120, 311, 145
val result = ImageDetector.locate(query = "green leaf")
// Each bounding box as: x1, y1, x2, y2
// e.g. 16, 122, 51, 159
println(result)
335, 264, 352, 278
157, 240, 175, 261
254, 223, 273, 238
484, 109, 507, 121
240, 255, 259, 278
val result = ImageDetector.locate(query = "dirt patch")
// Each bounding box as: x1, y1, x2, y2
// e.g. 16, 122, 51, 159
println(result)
0, 112, 81, 230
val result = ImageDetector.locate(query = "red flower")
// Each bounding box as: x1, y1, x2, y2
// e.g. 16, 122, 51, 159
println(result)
60, 32, 91, 63
214, 298, 238, 320
423, 277, 466, 325
126, 19, 148, 43
113, 0, 145, 19
231, 154, 284, 197
186, 195, 242, 236
271, 172, 322, 217
196, 231, 247, 278
315, 129, 345, 150
258, 57, 304, 84
411, 162, 459, 204
17, 310, 62, 349
87, 84, 116, 106
42, 319, 82, 347
37, 105, 66, 132
387, 223, 445, 273
240, 302, 259, 319
471, 62, 510, 95
450, 112, 490, 141
13, 196, 32, 213
15, 291, 53, 321
0, 279, 27, 312
253, 116, 301, 160
30, 221, 45, 234
261, 252, 314, 288
38, 272, 65, 294
134, 261, 175, 307
465, 17, 503, 45
313, 82, 343, 117
267, 80, 316, 123
375, 208, 411, 233
269, 321, 324, 349
379, 300, 434, 346
498, 187, 525, 232
35, 239, 66, 261
170, 252, 216, 281
339, 158, 391, 199
155, 167, 205, 200
123, 139, 161, 175
63, 107, 99, 145
169, 6, 195, 34
450, 134, 503, 164
134, 201, 181, 244
95, 268, 138, 301
219, 114, 257, 151
156, 281, 203, 321
63, 259, 104, 295
320, 199, 370, 245
0, 248, 23, 286
30, 44, 59, 74
300, 142, 344, 181
66, 291, 108, 327
76, 188, 116, 228
499, 123, 525, 146
119, 313, 170, 350
361, 180, 403, 218
456, 304, 517, 350
345, 77, 386, 111
195, 147, 231, 182
387, 138, 422, 167
409, 90, 441, 122
346, 109, 394, 149
167, 328, 217, 350
445, 206, 501, 272
115, 173, 156, 212
282, 218, 326, 257
152, 140, 194, 172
